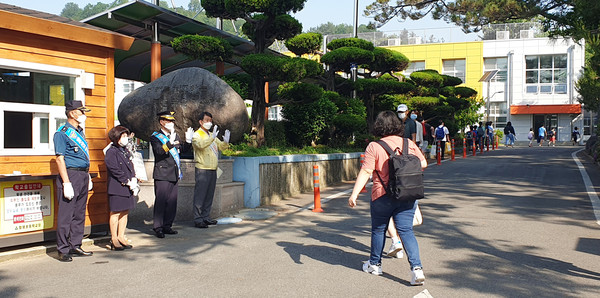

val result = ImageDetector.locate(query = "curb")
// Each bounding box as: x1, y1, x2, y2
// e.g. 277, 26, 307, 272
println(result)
0, 236, 110, 263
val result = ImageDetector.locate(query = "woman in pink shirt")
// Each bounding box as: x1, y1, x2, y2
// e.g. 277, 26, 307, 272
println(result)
348, 110, 427, 286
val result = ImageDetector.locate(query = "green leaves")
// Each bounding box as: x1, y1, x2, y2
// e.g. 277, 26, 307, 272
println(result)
321, 47, 374, 72
241, 54, 322, 82
327, 38, 375, 51
285, 33, 323, 56
171, 35, 233, 62
368, 47, 410, 74
277, 82, 324, 103
410, 70, 444, 88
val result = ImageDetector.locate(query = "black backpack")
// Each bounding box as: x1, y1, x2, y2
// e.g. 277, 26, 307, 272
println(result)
374, 139, 425, 201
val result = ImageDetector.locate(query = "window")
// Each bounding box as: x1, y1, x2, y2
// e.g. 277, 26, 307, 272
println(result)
404, 61, 425, 76
442, 59, 465, 83
489, 102, 507, 115
525, 54, 567, 94
123, 82, 135, 93
0, 58, 84, 155
268, 105, 282, 121
484, 57, 507, 82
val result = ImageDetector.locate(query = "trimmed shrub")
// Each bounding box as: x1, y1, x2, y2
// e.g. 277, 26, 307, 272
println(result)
410, 70, 443, 88
171, 35, 233, 62
454, 86, 478, 98
442, 74, 463, 86
369, 47, 410, 73
321, 47, 374, 71
285, 32, 323, 56
327, 37, 374, 51
265, 120, 288, 147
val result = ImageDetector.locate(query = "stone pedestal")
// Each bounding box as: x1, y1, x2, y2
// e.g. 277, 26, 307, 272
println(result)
129, 159, 244, 226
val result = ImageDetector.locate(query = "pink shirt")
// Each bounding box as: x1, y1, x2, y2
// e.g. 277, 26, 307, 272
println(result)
362, 135, 426, 201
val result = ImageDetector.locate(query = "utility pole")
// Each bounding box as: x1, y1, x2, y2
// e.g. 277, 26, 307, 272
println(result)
353, 0, 359, 38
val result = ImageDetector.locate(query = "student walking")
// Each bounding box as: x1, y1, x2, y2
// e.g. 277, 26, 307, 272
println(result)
504, 122, 516, 147
528, 128, 534, 147
348, 111, 428, 286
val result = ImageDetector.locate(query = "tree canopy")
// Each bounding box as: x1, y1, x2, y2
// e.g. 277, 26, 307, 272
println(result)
307, 22, 376, 35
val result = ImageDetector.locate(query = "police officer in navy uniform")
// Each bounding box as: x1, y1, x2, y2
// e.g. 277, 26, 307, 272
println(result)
150, 111, 193, 238
54, 100, 94, 262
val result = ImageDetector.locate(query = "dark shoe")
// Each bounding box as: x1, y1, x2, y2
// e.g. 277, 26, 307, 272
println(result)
110, 240, 125, 251
58, 253, 72, 262
194, 222, 209, 228
163, 228, 178, 235
204, 219, 218, 225
154, 229, 165, 238
118, 240, 133, 249
69, 247, 93, 257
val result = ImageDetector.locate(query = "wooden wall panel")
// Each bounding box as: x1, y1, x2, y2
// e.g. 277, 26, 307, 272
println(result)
0, 29, 119, 229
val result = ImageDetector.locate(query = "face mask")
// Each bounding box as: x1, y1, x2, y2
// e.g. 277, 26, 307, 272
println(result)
398, 113, 406, 120
202, 122, 212, 130
118, 136, 128, 147
75, 114, 86, 123
164, 122, 175, 131
410, 114, 417, 120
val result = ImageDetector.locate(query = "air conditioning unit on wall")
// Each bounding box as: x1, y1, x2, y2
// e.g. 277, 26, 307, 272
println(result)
387, 38, 402, 46
520, 30, 534, 39
496, 31, 509, 40
408, 37, 422, 45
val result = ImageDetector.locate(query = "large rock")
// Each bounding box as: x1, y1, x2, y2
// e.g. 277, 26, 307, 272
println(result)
118, 67, 249, 142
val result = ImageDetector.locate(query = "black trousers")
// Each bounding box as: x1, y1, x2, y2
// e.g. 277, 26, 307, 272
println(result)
153, 180, 178, 230
56, 169, 89, 254
193, 168, 217, 224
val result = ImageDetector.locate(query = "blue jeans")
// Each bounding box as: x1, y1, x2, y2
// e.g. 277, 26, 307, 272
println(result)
505, 134, 514, 145
369, 195, 422, 269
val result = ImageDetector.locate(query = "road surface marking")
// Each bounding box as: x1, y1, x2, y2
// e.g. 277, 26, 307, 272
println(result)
571, 149, 600, 226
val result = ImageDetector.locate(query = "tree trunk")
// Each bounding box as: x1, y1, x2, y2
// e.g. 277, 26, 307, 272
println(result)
251, 77, 267, 147
326, 69, 335, 91
365, 95, 376, 133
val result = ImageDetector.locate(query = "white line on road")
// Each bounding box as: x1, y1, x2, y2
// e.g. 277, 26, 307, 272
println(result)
571, 149, 600, 226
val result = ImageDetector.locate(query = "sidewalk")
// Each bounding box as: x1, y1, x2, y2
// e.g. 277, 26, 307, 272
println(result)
0, 182, 357, 264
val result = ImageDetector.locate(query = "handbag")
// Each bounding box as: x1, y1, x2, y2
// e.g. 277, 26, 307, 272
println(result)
413, 204, 423, 226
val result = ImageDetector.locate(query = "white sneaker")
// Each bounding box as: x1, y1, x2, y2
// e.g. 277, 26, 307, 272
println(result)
387, 241, 403, 258
411, 267, 425, 285
396, 250, 404, 259
362, 261, 382, 276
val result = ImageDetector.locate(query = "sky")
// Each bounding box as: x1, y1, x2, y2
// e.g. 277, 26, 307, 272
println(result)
0, 0, 478, 42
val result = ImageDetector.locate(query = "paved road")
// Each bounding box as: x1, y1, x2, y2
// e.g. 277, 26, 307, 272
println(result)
1, 146, 599, 297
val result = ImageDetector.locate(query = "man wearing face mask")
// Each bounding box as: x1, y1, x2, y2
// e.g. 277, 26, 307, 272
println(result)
397, 104, 417, 142
53, 100, 94, 262
149, 111, 193, 238
191, 112, 230, 228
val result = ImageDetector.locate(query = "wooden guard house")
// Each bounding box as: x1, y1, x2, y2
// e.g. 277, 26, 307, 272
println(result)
0, 4, 134, 247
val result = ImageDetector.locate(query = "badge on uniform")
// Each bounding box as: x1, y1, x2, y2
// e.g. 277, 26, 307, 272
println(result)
74, 147, 79, 153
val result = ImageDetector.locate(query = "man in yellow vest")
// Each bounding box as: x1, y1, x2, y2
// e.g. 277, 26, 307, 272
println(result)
192, 112, 230, 228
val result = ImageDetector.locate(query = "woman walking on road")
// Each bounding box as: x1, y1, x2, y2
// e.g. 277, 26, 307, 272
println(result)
348, 111, 428, 286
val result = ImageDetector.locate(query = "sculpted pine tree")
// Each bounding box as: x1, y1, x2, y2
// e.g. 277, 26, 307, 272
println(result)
201, 0, 307, 146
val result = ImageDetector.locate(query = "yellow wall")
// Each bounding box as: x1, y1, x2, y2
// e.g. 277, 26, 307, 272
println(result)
384, 41, 484, 98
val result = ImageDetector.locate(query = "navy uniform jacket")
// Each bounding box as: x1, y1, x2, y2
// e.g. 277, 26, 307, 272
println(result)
150, 130, 191, 182
105, 145, 135, 197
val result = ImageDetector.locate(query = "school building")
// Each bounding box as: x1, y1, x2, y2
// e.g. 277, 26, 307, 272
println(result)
384, 27, 592, 143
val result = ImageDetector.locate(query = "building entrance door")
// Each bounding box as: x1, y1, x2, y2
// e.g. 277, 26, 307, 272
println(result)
533, 114, 558, 138
533, 115, 544, 139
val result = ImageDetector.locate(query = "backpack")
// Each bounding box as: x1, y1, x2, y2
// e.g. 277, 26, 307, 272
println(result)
374, 139, 425, 201
435, 127, 445, 140
466, 131, 473, 140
